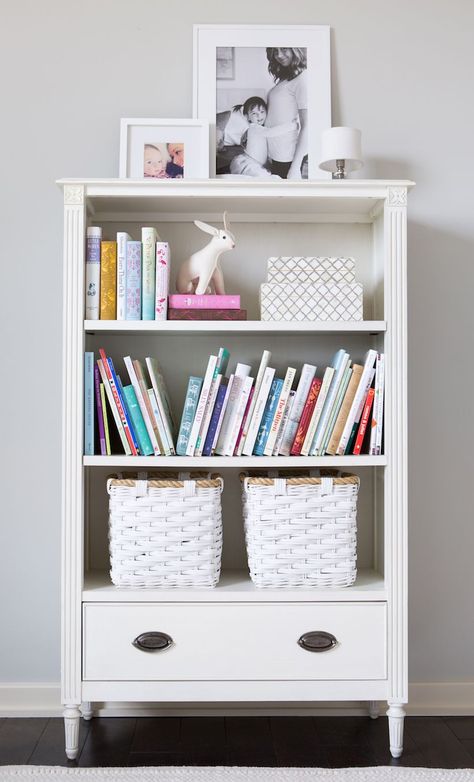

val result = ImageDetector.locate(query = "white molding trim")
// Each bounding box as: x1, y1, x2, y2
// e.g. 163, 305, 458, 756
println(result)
1, 683, 473, 717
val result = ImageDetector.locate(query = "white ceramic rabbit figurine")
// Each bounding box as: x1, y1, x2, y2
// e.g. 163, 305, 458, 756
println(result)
176, 212, 235, 295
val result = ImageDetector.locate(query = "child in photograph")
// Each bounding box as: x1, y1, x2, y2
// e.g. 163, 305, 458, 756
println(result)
144, 143, 170, 178
216, 96, 297, 176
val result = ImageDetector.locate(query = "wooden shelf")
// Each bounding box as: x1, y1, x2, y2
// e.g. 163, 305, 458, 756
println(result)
85, 320, 386, 336
83, 568, 387, 603
83, 455, 387, 468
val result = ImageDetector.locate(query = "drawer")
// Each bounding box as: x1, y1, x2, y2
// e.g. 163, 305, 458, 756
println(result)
83, 602, 386, 682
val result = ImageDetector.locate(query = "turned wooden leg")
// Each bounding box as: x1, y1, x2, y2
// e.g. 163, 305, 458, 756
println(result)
387, 702, 405, 758
81, 701, 93, 721
64, 705, 81, 759
368, 700, 379, 719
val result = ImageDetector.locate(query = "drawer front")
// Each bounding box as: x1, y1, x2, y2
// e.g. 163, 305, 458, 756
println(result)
83, 602, 386, 682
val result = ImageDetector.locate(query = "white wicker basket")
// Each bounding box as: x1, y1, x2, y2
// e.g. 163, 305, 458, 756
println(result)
241, 471, 359, 588
107, 472, 223, 588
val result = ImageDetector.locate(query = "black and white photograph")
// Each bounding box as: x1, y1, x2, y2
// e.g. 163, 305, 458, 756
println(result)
216, 46, 308, 179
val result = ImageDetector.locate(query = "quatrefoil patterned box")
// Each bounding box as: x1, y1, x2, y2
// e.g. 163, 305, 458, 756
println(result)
260, 282, 363, 321
266, 256, 356, 285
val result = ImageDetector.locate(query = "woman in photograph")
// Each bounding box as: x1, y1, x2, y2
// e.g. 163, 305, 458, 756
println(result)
265, 47, 308, 179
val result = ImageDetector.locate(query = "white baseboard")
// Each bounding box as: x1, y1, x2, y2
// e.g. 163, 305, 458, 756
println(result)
1, 682, 473, 718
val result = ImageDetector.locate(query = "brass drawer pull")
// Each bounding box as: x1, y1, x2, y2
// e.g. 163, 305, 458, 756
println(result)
298, 631, 337, 652
132, 631, 173, 652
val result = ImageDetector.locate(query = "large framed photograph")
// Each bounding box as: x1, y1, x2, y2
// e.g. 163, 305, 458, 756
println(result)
193, 25, 331, 180
119, 118, 209, 179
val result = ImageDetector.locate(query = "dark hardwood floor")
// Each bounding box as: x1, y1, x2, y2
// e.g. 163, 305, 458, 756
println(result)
1, 716, 474, 768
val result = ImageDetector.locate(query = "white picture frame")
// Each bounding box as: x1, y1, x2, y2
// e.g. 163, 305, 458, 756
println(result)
193, 24, 331, 180
119, 118, 209, 179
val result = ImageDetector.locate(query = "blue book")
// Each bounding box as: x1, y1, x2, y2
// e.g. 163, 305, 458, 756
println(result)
107, 357, 140, 454
84, 352, 94, 455
253, 378, 284, 456
122, 385, 154, 456
309, 349, 349, 456
202, 383, 227, 456
125, 240, 142, 320
177, 377, 203, 456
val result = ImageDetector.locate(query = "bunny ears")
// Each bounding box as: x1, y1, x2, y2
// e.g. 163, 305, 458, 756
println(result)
194, 211, 231, 236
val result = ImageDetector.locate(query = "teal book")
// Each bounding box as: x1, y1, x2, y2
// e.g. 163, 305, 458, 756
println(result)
253, 378, 283, 456
177, 376, 203, 456
122, 384, 154, 456
320, 365, 352, 455
84, 352, 94, 455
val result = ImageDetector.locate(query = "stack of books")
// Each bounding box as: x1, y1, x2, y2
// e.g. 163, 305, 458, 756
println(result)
168, 294, 246, 321
85, 226, 170, 322
84, 349, 175, 456
177, 347, 385, 457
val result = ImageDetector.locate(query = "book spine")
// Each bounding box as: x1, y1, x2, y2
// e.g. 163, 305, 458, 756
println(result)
123, 356, 161, 456
148, 389, 171, 455
168, 294, 240, 309
101, 353, 138, 455
97, 358, 130, 455
186, 355, 218, 456
370, 353, 385, 455
215, 364, 251, 456
210, 378, 233, 453
353, 387, 375, 455
94, 363, 106, 456
145, 357, 175, 454
99, 382, 111, 455
263, 367, 296, 456
133, 359, 164, 453
116, 232, 130, 321
167, 308, 247, 320
344, 369, 376, 454
326, 364, 363, 455
278, 363, 316, 456
320, 365, 352, 456
116, 373, 141, 454
84, 352, 94, 455
99, 241, 117, 319
301, 367, 334, 456
122, 385, 154, 456
254, 379, 283, 456
225, 376, 254, 456
85, 227, 101, 320
274, 390, 295, 455
290, 377, 322, 456
176, 377, 203, 456
336, 349, 378, 455
237, 350, 271, 456
155, 242, 170, 321
195, 375, 222, 457
203, 384, 227, 456
242, 367, 275, 456
141, 227, 158, 320
310, 352, 349, 456
125, 241, 141, 320
234, 386, 255, 455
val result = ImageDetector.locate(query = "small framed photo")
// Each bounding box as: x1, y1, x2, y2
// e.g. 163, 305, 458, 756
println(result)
119, 118, 209, 179
193, 24, 331, 180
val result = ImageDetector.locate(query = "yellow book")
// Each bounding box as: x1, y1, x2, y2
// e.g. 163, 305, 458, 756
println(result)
100, 241, 117, 319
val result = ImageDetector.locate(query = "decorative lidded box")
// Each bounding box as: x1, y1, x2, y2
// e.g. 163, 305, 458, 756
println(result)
260, 256, 363, 321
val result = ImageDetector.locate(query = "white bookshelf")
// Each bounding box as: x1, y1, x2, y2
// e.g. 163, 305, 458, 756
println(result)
60, 178, 412, 759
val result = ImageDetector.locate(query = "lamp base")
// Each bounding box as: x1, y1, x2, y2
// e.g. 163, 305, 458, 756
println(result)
332, 159, 347, 179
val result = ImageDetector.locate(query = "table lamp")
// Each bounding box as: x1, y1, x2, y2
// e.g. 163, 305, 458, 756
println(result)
319, 127, 363, 179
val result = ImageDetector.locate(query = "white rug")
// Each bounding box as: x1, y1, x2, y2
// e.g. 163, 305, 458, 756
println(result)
0, 768, 473, 781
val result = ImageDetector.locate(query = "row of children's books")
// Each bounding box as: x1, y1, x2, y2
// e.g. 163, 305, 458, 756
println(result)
84, 349, 175, 456
177, 347, 384, 457
85, 226, 170, 322
84, 346, 384, 457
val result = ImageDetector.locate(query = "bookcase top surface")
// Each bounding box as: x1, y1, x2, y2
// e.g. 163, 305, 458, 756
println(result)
58, 178, 415, 221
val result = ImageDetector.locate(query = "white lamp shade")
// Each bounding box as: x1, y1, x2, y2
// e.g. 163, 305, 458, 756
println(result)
319, 127, 363, 173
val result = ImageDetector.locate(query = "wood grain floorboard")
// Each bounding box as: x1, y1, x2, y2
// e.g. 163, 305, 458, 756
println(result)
77, 717, 137, 767
406, 717, 474, 769
0, 719, 48, 765
28, 718, 90, 767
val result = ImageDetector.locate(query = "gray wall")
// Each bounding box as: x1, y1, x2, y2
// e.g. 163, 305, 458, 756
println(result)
1, 0, 473, 687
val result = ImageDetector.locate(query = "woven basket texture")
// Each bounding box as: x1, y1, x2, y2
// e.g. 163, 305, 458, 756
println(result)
107, 472, 223, 588
241, 471, 359, 588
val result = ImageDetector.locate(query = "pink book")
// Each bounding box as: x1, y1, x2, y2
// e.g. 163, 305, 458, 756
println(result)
168, 294, 240, 309
155, 242, 170, 321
